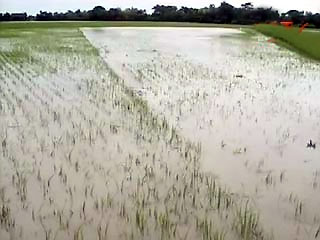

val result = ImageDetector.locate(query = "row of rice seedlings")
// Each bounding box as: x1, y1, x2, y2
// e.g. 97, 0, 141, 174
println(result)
0, 30, 117, 239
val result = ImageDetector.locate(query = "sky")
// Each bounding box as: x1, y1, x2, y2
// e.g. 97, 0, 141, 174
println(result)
0, 0, 320, 15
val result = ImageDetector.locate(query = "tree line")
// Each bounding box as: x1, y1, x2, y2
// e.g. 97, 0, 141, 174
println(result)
1, 2, 320, 28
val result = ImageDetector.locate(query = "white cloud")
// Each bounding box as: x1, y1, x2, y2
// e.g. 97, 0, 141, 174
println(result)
0, 0, 319, 15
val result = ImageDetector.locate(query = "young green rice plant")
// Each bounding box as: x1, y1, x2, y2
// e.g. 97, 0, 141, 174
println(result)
315, 226, 320, 239
74, 224, 85, 240
1, 130, 7, 157
135, 207, 146, 235
196, 215, 226, 240
288, 193, 304, 219
157, 209, 177, 240
265, 172, 273, 186
233, 201, 264, 240
212, 231, 226, 240
294, 200, 303, 218
13, 169, 28, 203
97, 221, 109, 240
279, 170, 285, 183
197, 216, 213, 240
0, 203, 15, 232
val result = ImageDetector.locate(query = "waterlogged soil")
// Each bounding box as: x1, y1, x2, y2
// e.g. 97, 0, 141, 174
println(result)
83, 27, 320, 240
0, 28, 270, 240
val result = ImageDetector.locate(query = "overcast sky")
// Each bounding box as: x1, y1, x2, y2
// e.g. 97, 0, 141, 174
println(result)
1, 0, 320, 15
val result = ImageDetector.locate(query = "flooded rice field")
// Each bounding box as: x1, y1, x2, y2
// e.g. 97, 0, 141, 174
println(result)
83, 27, 320, 240
0, 27, 319, 240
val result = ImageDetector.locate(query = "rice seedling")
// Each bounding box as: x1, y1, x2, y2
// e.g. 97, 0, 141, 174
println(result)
233, 201, 263, 240
315, 226, 320, 239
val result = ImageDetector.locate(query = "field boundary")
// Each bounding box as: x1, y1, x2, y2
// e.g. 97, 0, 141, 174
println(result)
255, 24, 320, 62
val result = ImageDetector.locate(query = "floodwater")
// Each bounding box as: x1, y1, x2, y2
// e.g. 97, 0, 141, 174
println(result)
83, 27, 320, 240
1, 28, 245, 240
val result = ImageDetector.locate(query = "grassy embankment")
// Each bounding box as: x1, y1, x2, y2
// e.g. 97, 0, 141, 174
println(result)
255, 24, 320, 61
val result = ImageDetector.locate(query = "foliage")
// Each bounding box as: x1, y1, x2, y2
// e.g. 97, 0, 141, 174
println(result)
0, 2, 280, 25
1, 1, 319, 27
2, 1, 319, 27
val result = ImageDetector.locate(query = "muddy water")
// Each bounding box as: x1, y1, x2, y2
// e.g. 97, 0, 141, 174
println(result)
1, 29, 210, 240
83, 27, 320, 240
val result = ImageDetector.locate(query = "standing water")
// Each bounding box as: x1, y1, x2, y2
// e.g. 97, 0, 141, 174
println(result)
83, 27, 320, 240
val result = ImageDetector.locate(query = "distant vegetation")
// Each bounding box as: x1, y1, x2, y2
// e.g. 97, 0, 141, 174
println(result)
0, 2, 320, 28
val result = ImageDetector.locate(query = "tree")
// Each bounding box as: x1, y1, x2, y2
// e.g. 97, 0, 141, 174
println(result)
36, 11, 53, 21
241, 2, 254, 10
216, 2, 235, 23
106, 8, 123, 21
311, 13, 320, 28
177, 7, 199, 22
152, 5, 178, 21
123, 8, 147, 21
284, 10, 304, 24
90, 6, 107, 20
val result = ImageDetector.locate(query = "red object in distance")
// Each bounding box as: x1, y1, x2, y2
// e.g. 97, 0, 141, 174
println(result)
299, 23, 309, 33
280, 21, 293, 28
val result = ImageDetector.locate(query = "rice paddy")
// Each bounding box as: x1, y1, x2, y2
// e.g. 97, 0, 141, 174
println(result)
0, 23, 320, 240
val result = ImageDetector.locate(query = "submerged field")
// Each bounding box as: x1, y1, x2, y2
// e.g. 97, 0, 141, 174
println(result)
0, 23, 320, 240
83, 27, 320, 240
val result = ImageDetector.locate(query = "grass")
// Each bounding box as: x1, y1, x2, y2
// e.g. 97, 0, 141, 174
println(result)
255, 24, 320, 61
0, 21, 250, 31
